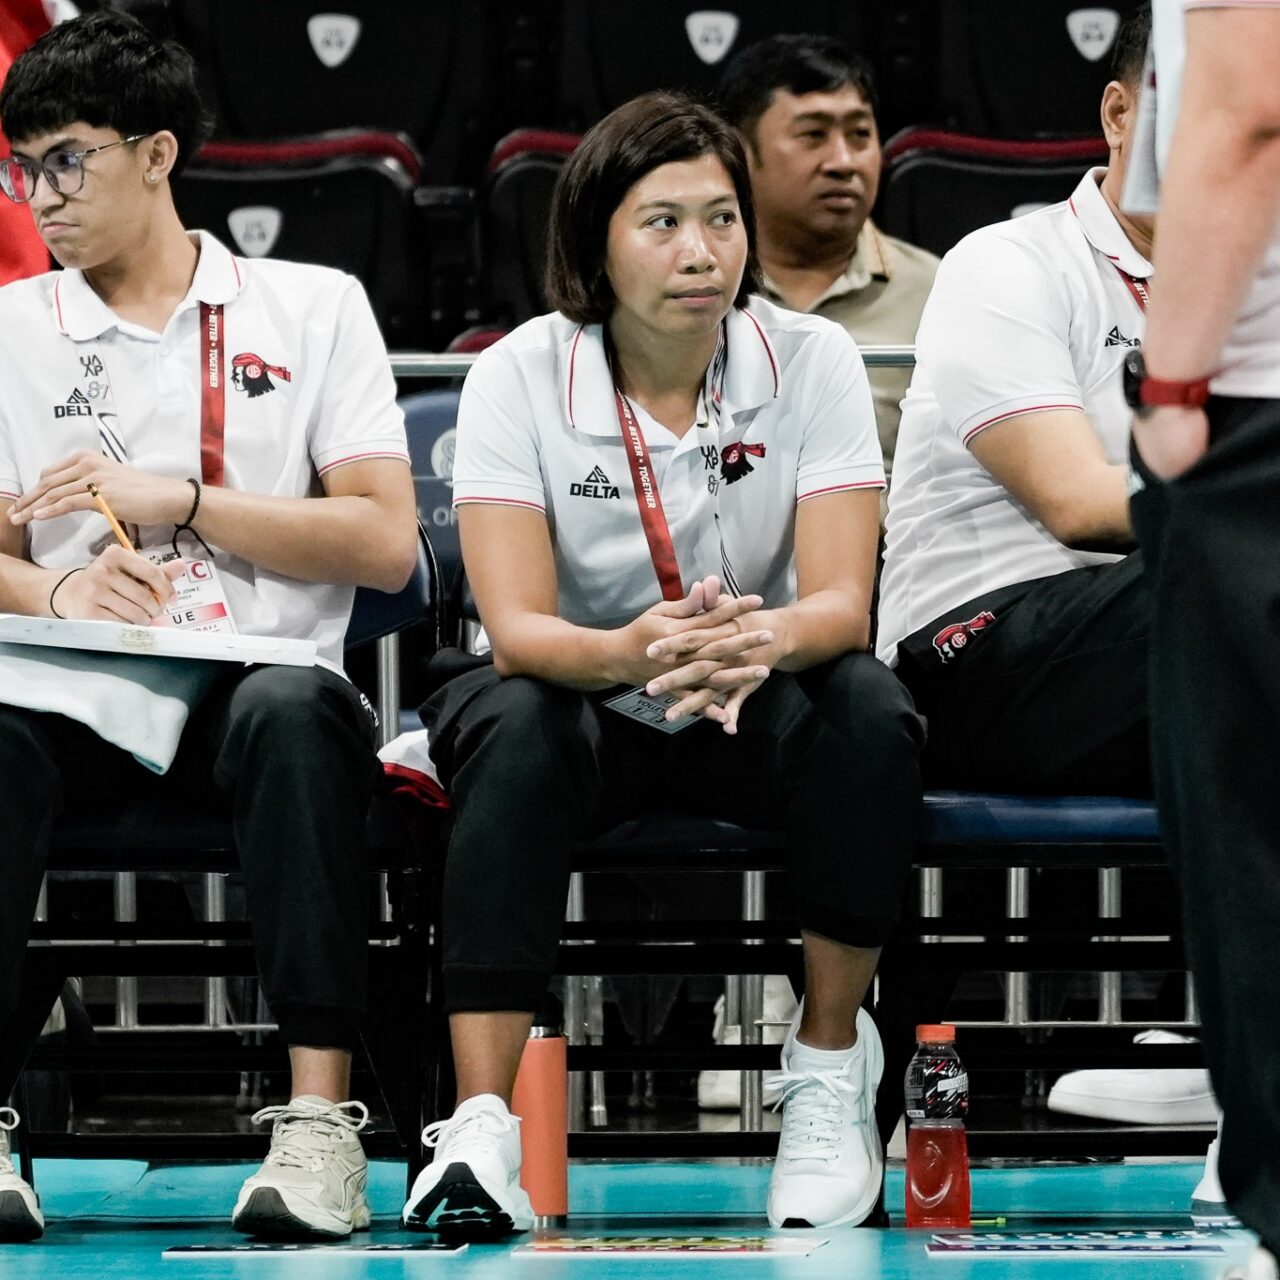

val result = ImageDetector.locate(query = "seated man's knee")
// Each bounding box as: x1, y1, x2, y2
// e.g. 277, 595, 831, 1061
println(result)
815, 652, 925, 746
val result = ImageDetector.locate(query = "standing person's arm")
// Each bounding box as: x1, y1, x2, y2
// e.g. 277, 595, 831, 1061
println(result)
1135, 5, 1280, 478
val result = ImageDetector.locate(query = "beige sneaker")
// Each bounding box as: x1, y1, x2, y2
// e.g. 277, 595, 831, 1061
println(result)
232, 1097, 371, 1239
0, 1109, 43, 1242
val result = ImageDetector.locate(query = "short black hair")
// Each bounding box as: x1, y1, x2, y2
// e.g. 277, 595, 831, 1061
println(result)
1111, 4, 1151, 86
0, 10, 213, 175
717, 33, 878, 145
545, 91, 759, 326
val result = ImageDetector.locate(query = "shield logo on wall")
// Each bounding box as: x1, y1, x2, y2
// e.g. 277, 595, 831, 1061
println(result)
307, 13, 362, 68
1066, 8, 1120, 62
227, 206, 283, 258
684, 11, 740, 66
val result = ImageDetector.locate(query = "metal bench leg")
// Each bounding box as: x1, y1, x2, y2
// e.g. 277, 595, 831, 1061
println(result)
586, 976, 608, 1127
564, 873, 587, 1131
920, 866, 943, 943
114, 873, 138, 1030
739, 871, 766, 1136
1004, 867, 1030, 1026
205, 873, 227, 1030
1098, 868, 1122, 1024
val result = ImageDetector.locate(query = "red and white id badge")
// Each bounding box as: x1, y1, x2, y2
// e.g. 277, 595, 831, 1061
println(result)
603, 686, 701, 733
143, 549, 238, 633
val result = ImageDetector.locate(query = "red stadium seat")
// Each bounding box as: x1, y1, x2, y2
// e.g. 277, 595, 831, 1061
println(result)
175, 134, 427, 345
480, 130, 581, 328
876, 129, 1110, 259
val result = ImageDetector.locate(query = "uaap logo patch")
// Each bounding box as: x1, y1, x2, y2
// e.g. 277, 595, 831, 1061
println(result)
231, 353, 292, 398
932, 611, 995, 664
720, 441, 766, 484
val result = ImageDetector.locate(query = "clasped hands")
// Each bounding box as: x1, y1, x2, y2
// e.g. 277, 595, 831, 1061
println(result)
617, 574, 782, 734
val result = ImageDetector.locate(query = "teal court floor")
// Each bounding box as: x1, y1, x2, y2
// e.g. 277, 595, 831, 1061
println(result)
0, 1157, 1256, 1279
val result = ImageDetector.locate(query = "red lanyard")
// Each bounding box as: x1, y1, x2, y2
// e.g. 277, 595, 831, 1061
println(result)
199, 301, 226, 486
1115, 265, 1150, 312
614, 388, 684, 601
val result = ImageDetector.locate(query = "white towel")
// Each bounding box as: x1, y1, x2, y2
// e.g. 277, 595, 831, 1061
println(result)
0, 643, 220, 773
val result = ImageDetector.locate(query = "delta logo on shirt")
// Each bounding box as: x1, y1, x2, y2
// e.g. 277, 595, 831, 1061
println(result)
571, 465, 621, 500
53, 388, 94, 419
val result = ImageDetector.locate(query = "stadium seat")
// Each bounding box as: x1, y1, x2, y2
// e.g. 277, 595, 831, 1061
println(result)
936, 1, 1145, 137
175, 135, 427, 346
557, 0, 869, 129
400, 390, 464, 634
481, 129, 579, 327
170, 0, 555, 185
877, 129, 1109, 258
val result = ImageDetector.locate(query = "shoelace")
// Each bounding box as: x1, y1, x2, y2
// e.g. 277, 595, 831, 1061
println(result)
0, 1107, 16, 1176
421, 1106, 521, 1161
251, 1099, 369, 1173
768, 1067, 866, 1165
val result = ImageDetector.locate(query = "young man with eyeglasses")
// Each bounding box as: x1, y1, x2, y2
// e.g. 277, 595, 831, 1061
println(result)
0, 11, 416, 1242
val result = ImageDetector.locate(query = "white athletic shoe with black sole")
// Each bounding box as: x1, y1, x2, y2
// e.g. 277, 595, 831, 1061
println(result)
766, 1004, 884, 1230
402, 1094, 534, 1240
0, 1110, 43, 1242
1192, 1115, 1242, 1228
232, 1097, 371, 1239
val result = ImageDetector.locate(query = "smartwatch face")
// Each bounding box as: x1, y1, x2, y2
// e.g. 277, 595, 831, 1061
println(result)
1122, 349, 1146, 410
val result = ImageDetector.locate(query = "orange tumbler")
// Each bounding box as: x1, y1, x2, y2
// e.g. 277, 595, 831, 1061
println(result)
511, 1025, 569, 1226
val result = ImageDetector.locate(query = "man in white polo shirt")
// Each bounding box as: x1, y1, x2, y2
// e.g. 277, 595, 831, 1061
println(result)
1127, 4, 1280, 1274
877, 9, 1232, 1210
878, 10, 1153, 798
0, 12, 416, 1243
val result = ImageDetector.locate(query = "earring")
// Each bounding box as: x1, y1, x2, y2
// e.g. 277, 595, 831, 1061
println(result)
147, 174, 159, 184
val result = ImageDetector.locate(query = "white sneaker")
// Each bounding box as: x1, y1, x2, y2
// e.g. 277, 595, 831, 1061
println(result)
766, 1004, 884, 1229
1193, 1115, 1242, 1227
0, 1109, 42, 1242
1047, 1030, 1217, 1124
1221, 1246, 1279, 1280
698, 976, 797, 1111
232, 1096, 371, 1239
402, 1094, 534, 1240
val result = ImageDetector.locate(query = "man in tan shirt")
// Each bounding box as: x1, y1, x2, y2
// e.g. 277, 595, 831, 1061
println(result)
719, 33, 937, 482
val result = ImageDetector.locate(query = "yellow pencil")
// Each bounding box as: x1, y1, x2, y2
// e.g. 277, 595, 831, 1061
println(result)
87, 482, 162, 607
86, 482, 135, 552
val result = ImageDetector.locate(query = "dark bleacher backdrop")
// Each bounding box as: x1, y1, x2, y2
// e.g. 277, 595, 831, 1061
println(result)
88, 0, 1141, 349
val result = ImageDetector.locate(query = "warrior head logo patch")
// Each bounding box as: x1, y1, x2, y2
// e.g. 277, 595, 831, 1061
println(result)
932, 611, 995, 664
721, 441, 765, 484
231, 353, 292, 398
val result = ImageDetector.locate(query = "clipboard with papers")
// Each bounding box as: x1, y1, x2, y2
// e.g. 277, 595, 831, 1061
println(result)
0, 614, 316, 666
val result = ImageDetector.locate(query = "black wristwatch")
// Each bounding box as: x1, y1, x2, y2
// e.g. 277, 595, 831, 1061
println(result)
1122, 349, 1211, 416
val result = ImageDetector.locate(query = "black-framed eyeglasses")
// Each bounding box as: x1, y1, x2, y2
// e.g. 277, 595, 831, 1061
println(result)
0, 134, 150, 204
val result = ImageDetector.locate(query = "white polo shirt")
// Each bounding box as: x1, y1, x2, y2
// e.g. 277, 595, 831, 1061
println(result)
877, 170, 1151, 663
451, 296, 883, 630
1152, 0, 1280, 397
0, 231, 409, 670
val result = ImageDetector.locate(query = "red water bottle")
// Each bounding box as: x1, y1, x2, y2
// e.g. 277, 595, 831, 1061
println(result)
904, 1023, 971, 1228
511, 1021, 568, 1227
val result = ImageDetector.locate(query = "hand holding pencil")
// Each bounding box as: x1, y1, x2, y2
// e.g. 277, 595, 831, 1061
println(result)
40, 486, 182, 623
